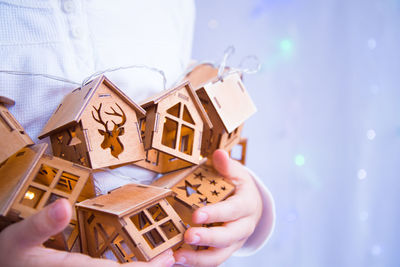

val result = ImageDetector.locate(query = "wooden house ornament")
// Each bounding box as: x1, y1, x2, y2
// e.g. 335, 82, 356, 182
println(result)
0, 143, 94, 250
39, 75, 146, 169
194, 71, 256, 157
153, 161, 235, 211
135, 82, 212, 173
76, 184, 186, 262
0, 96, 33, 164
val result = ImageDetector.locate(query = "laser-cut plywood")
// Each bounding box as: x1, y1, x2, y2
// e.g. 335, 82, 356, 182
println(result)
184, 65, 253, 157
76, 184, 186, 262
135, 82, 212, 173
152, 160, 235, 210
0, 143, 94, 251
171, 164, 235, 209
0, 96, 34, 164
39, 75, 146, 169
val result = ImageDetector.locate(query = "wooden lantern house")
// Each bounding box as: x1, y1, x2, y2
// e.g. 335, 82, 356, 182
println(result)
76, 184, 186, 262
0, 143, 94, 250
135, 82, 212, 173
0, 96, 34, 164
194, 71, 256, 157
38, 75, 146, 169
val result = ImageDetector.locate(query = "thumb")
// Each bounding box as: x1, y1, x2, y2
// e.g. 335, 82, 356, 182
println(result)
212, 149, 251, 183
212, 149, 231, 177
4, 199, 72, 249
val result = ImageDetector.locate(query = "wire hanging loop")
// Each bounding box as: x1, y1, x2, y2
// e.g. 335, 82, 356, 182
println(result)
238, 55, 261, 75
81, 65, 167, 90
218, 46, 235, 79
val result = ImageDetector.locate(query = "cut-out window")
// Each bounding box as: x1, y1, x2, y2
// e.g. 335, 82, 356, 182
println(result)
67, 127, 82, 146
87, 213, 95, 224
55, 172, 79, 193
182, 105, 194, 124
179, 125, 194, 155
115, 240, 133, 257
230, 144, 243, 161
147, 204, 167, 222
45, 193, 65, 206
33, 164, 58, 186
101, 248, 118, 261
166, 103, 180, 117
97, 222, 116, 239
130, 211, 152, 231
143, 228, 164, 249
160, 220, 180, 239
94, 226, 105, 251
161, 118, 178, 149
20, 186, 45, 208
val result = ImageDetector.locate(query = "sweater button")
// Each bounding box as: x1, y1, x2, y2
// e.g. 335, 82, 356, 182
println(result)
71, 26, 82, 38
63, 0, 74, 13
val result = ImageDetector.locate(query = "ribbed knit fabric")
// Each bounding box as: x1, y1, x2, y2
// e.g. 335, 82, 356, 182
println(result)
0, 0, 274, 256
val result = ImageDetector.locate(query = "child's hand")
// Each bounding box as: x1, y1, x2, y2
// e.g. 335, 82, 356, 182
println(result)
0, 199, 175, 267
174, 149, 263, 267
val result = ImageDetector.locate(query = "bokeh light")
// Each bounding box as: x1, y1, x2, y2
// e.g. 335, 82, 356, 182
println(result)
294, 154, 305, 166
280, 39, 293, 55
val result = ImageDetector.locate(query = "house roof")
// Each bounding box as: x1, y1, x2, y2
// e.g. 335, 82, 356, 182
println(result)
0, 143, 47, 216
38, 75, 146, 139
76, 183, 173, 217
0, 96, 15, 107
140, 81, 212, 129
198, 73, 257, 133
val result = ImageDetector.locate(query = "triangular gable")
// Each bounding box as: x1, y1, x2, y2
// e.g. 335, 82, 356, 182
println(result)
39, 75, 146, 139
0, 143, 47, 216
200, 73, 256, 133
140, 82, 212, 129
76, 184, 172, 217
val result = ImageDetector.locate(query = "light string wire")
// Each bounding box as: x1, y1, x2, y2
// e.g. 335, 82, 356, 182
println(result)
0, 65, 168, 90
0, 46, 259, 90
81, 65, 167, 90
0, 70, 81, 86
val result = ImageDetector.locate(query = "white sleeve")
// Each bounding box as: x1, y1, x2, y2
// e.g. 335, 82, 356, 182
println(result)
234, 169, 276, 257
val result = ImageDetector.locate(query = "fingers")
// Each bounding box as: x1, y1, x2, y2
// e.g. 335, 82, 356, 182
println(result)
184, 218, 256, 248
192, 194, 256, 224
174, 242, 243, 267
212, 149, 251, 183
137, 249, 175, 267
6, 199, 72, 248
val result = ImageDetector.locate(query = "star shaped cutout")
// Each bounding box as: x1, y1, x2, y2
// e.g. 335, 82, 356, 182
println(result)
211, 190, 220, 196
178, 180, 202, 197
198, 197, 211, 206
194, 172, 206, 181
209, 179, 217, 186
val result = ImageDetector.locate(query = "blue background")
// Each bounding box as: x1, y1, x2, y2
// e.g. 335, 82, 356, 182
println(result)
193, 1, 400, 266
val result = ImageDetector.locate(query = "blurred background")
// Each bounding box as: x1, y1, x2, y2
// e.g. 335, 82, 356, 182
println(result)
193, 0, 400, 266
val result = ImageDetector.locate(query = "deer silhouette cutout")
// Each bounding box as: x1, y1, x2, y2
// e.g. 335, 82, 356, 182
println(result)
92, 103, 126, 159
